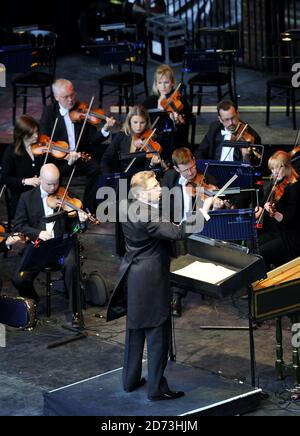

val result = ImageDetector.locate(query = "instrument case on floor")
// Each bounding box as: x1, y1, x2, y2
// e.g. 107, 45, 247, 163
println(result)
0, 295, 37, 328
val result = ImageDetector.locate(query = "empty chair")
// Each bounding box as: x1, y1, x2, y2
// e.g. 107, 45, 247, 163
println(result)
98, 40, 148, 113
183, 49, 234, 115
12, 30, 57, 124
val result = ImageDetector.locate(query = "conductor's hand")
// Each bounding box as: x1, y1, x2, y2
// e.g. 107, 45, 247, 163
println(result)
38, 230, 53, 241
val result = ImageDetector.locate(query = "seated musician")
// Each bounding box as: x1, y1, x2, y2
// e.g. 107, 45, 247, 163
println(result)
100, 105, 161, 175
195, 100, 261, 163
256, 151, 300, 270
40, 79, 116, 213
12, 163, 87, 327
1, 116, 45, 217
161, 147, 225, 317
142, 64, 192, 162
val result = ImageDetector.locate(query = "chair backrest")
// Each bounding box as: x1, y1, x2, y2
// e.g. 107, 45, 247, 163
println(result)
27, 30, 57, 75
0, 44, 32, 74
183, 49, 220, 74
97, 42, 131, 66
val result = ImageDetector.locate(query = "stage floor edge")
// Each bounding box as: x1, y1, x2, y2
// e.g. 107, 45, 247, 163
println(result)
43, 362, 262, 416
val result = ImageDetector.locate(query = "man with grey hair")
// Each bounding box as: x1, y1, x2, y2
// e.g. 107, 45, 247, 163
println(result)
107, 170, 212, 401
39, 79, 116, 213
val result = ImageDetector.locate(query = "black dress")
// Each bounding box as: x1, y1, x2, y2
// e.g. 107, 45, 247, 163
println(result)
259, 180, 300, 269
142, 93, 192, 162
1, 144, 46, 216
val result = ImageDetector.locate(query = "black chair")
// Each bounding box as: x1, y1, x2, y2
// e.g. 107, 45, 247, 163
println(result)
266, 75, 299, 130
43, 265, 64, 318
98, 40, 148, 113
12, 30, 57, 124
183, 49, 234, 115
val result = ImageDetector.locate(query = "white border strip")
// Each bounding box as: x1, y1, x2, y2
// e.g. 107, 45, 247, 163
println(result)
179, 388, 262, 416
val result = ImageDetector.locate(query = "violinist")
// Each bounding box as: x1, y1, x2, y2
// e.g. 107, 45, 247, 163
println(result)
256, 151, 300, 270
40, 79, 114, 213
100, 105, 161, 174
161, 147, 222, 317
195, 100, 261, 162
1, 115, 44, 216
12, 164, 87, 327
142, 64, 192, 160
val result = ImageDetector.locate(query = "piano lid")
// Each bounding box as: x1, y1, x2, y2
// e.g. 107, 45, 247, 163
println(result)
170, 235, 266, 299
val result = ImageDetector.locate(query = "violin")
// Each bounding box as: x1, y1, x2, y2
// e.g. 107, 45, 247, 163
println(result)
46, 187, 99, 224
69, 102, 111, 126
186, 173, 233, 209
231, 122, 255, 143
31, 135, 91, 162
160, 83, 184, 115
134, 129, 162, 158
289, 144, 300, 158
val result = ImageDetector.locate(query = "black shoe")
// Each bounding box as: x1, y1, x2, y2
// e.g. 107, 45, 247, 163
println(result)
126, 377, 146, 392
149, 390, 185, 401
171, 297, 182, 317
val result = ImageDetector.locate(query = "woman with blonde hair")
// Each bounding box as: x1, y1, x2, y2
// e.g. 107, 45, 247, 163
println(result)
257, 150, 300, 269
100, 105, 159, 174
143, 64, 192, 161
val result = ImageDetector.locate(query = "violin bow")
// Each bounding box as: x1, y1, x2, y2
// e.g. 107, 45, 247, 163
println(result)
257, 166, 283, 226
43, 117, 58, 165
192, 163, 210, 212
124, 117, 160, 174
0, 184, 6, 201
235, 123, 248, 141
57, 97, 95, 213
74, 96, 95, 154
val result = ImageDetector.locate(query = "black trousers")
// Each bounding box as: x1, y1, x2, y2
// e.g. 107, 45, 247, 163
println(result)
123, 318, 171, 397
259, 231, 291, 270
12, 246, 81, 315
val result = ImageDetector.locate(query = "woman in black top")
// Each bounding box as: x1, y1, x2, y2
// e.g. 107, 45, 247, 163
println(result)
1, 115, 44, 216
256, 150, 300, 270
142, 64, 192, 162
100, 105, 160, 175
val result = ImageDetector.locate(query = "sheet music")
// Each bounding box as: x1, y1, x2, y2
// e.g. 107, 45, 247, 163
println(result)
173, 261, 236, 285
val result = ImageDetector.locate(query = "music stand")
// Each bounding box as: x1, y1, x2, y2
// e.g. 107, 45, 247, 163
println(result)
220, 140, 264, 167
96, 41, 131, 66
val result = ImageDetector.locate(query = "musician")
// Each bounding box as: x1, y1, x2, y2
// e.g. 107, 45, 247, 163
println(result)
142, 64, 192, 161
195, 100, 261, 162
161, 147, 222, 317
100, 105, 160, 174
40, 79, 115, 213
256, 151, 300, 270
12, 164, 87, 327
107, 170, 212, 400
1, 116, 45, 216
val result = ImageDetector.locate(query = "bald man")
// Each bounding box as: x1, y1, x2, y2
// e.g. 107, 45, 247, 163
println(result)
12, 164, 85, 326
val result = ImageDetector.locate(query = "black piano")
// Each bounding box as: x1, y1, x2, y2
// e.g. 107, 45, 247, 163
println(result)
170, 234, 267, 387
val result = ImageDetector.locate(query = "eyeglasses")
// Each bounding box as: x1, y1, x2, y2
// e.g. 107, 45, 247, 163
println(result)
219, 115, 238, 123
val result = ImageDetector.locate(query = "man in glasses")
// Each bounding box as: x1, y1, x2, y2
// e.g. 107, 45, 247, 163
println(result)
195, 100, 261, 162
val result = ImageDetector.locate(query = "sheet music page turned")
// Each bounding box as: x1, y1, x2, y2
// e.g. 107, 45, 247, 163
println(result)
173, 261, 236, 285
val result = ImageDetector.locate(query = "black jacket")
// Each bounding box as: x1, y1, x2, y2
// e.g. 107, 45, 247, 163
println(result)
13, 187, 81, 241
260, 180, 300, 259
39, 102, 107, 154
107, 200, 204, 328
195, 120, 261, 161
100, 131, 150, 174
1, 144, 51, 216
142, 93, 192, 151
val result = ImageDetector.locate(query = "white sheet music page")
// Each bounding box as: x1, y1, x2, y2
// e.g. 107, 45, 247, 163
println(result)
173, 261, 236, 285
